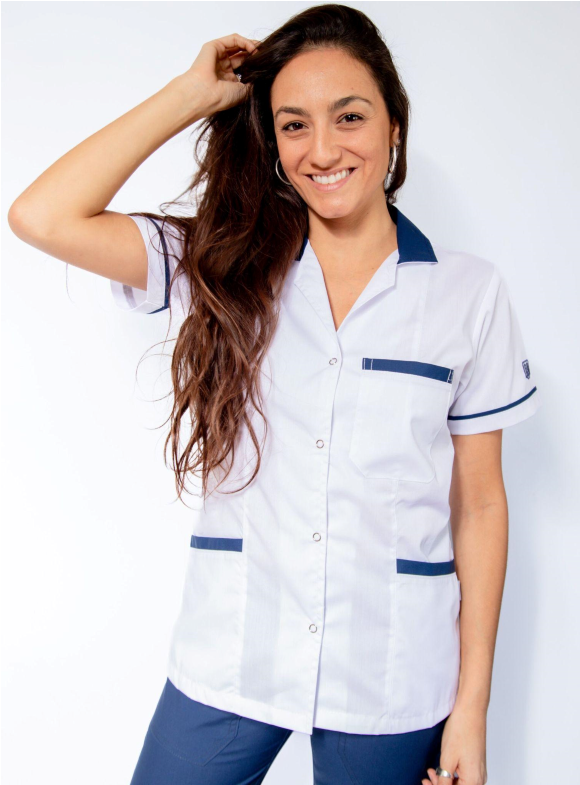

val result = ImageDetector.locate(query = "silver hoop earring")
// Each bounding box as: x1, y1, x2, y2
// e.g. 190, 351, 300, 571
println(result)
275, 157, 292, 186
388, 143, 398, 175
384, 144, 398, 190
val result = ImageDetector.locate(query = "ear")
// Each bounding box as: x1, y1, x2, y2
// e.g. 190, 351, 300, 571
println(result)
391, 118, 401, 146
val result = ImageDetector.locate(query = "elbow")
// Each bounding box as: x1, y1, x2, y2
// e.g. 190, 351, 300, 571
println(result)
8, 199, 33, 239
7, 199, 51, 244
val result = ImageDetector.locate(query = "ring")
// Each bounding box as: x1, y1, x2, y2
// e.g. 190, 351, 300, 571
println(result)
236, 72, 242, 81
435, 767, 454, 778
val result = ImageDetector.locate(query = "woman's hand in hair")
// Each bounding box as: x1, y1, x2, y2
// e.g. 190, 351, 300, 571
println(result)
178, 34, 260, 117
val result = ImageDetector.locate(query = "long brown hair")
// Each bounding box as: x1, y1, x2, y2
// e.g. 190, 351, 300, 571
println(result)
135, 4, 410, 502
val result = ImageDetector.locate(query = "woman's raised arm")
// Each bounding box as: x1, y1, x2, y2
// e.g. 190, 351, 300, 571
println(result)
7, 34, 259, 291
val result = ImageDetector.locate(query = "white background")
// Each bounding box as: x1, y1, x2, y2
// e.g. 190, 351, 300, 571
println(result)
2, 2, 578, 782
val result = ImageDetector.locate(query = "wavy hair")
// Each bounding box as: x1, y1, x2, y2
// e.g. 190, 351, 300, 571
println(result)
135, 3, 410, 502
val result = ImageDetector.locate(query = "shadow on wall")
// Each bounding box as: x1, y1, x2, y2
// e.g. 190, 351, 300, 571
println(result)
489, 385, 555, 783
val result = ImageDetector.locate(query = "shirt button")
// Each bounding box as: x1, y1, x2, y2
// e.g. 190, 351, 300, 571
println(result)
329, 357, 338, 365
313, 533, 321, 541
309, 624, 318, 633
316, 439, 324, 448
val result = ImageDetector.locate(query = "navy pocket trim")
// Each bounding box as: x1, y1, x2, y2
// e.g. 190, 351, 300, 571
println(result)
397, 558, 456, 576
448, 386, 537, 420
190, 535, 243, 552
362, 358, 454, 384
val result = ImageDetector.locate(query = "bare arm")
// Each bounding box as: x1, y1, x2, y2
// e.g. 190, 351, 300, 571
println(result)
450, 428, 507, 714
425, 429, 506, 785
7, 34, 259, 291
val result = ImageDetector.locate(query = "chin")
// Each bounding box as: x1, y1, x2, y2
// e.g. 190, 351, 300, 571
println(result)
306, 196, 359, 219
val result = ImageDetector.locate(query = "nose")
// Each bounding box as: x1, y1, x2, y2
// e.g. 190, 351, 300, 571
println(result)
307, 125, 343, 170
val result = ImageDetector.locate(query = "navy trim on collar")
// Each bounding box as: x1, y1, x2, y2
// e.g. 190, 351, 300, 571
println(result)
388, 203, 438, 264
297, 232, 309, 262
296, 203, 438, 264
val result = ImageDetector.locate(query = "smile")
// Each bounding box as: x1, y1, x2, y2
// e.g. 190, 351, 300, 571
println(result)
306, 168, 357, 192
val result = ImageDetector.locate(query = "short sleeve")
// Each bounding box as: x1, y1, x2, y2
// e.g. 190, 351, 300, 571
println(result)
109, 214, 185, 314
447, 266, 542, 435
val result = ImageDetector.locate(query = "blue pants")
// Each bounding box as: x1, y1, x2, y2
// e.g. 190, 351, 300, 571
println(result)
130, 678, 447, 785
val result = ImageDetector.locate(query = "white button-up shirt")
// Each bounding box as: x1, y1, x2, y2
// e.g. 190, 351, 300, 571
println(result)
110, 205, 541, 735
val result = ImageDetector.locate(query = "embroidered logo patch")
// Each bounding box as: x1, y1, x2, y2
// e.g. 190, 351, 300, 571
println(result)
522, 359, 530, 379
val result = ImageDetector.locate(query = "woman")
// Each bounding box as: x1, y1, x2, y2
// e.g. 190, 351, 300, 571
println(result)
8, 5, 541, 784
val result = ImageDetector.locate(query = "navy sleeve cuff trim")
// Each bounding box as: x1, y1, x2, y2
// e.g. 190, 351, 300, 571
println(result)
145, 216, 170, 314
448, 386, 537, 421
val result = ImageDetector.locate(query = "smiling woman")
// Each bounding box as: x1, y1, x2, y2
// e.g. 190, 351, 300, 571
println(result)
274, 85, 387, 198
8, 3, 540, 785
272, 53, 400, 213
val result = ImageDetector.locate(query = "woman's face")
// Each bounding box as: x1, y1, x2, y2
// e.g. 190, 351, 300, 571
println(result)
271, 47, 399, 221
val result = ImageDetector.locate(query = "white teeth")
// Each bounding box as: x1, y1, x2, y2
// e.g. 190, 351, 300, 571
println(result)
311, 168, 353, 184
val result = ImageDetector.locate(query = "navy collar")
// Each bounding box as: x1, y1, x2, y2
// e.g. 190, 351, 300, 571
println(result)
296, 203, 438, 264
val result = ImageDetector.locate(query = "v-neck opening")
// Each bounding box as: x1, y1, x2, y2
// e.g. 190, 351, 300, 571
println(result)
294, 241, 400, 338
333, 247, 399, 334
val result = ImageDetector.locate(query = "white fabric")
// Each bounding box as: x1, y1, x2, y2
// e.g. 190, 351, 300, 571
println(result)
109, 214, 187, 315
110, 208, 541, 735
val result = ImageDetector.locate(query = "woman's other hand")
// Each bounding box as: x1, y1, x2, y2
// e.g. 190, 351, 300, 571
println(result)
422, 703, 488, 785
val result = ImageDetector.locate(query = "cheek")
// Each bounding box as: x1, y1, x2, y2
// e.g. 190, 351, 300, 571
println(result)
277, 144, 305, 173
276, 130, 390, 178
350, 135, 391, 171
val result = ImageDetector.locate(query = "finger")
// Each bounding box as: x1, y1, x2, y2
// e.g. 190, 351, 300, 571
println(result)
230, 55, 246, 71
439, 762, 458, 779
431, 763, 457, 783
212, 33, 257, 54
229, 53, 250, 70
216, 54, 249, 79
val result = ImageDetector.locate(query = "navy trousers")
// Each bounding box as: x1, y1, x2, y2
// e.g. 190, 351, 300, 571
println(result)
130, 678, 447, 785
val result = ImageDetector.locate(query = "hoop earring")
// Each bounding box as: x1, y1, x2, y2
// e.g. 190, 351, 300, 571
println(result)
275, 157, 292, 186
388, 143, 398, 174
385, 143, 398, 189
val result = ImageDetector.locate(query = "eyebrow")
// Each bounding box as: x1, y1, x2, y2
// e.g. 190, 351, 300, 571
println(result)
274, 95, 373, 122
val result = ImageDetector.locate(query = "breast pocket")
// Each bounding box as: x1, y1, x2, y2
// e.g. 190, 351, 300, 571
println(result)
348, 358, 454, 483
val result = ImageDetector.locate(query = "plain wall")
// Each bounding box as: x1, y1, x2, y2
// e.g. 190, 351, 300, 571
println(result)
2, 2, 578, 782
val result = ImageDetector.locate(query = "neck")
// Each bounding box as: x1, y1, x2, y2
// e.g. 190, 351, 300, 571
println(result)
307, 196, 397, 276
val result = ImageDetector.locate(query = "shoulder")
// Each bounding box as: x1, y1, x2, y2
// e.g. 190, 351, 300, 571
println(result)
431, 242, 498, 284
429, 241, 506, 306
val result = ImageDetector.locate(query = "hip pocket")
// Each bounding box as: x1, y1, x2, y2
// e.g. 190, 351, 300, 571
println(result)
169, 533, 245, 693
348, 358, 453, 483
390, 573, 461, 717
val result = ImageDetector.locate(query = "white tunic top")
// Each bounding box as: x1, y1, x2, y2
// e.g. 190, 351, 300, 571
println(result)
110, 205, 541, 735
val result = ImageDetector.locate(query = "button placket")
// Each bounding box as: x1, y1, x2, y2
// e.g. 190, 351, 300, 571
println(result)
306, 343, 341, 678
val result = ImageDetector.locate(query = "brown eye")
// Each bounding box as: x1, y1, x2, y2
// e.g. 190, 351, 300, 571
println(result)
282, 122, 304, 132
